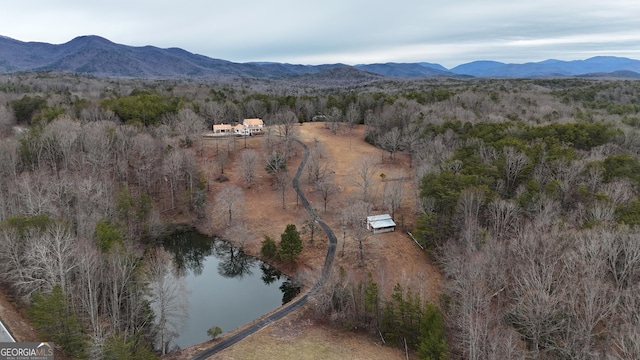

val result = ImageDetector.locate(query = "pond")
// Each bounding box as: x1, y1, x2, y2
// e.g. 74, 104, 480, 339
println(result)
162, 229, 301, 349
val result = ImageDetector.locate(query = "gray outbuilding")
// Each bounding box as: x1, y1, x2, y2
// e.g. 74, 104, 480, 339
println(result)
366, 214, 396, 234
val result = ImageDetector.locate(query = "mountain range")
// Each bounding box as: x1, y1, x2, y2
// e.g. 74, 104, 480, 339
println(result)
2, 35, 640, 80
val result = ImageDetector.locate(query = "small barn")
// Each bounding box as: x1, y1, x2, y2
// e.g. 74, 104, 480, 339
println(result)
366, 214, 396, 234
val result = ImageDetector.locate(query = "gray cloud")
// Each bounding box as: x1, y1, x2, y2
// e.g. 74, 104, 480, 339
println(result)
2, 0, 639, 68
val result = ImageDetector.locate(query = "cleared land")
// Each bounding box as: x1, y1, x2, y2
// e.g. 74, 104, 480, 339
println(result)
170, 122, 442, 360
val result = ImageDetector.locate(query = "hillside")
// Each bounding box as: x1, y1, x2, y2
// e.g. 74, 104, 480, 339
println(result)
2, 35, 640, 79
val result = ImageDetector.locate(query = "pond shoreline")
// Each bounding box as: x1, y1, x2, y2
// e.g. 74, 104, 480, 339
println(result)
159, 227, 301, 349
161, 222, 303, 288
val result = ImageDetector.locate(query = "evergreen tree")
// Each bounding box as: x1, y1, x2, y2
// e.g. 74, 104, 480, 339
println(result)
404, 288, 423, 346
381, 283, 405, 345
103, 332, 158, 360
278, 224, 303, 262
95, 219, 124, 252
363, 272, 379, 327
28, 285, 88, 359
418, 303, 448, 360
260, 235, 278, 259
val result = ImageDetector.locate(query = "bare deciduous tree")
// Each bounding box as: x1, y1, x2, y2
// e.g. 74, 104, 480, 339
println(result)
0, 104, 16, 135
380, 127, 403, 161
224, 222, 251, 249
455, 187, 485, 250
16, 171, 54, 216
131, 133, 162, 195
352, 155, 378, 203
316, 175, 337, 212
603, 228, 640, 289
42, 118, 82, 173
74, 237, 103, 336
383, 177, 405, 221
215, 184, 244, 227
307, 141, 329, 185
342, 200, 372, 266
487, 199, 520, 241
203, 101, 226, 127
275, 169, 290, 209
175, 108, 206, 151
239, 149, 258, 188
146, 247, 189, 355
327, 107, 342, 135
104, 244, 141, 334
163, 150, 185, 210
273, 109, 299, 159
402, 121, 422, 168
302, 211, 321, 245
500, 146, 529, 196
345, 102, 360, 137
215, 146, 230, 175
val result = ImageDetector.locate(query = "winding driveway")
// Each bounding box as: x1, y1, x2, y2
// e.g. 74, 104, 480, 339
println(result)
190, 139, 337, 360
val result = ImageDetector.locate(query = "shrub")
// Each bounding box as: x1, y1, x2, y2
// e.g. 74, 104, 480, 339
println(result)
260, 235, 278, 259
207, 326, 223, 340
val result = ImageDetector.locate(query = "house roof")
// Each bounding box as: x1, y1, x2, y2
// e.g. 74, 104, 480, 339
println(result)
367, 214, 392, 222
213, 123, 233, 130
370, 219, 396, 229
243, 118, 263, 126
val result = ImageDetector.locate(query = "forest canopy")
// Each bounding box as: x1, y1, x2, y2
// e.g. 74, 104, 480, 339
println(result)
1, 73, 640, 358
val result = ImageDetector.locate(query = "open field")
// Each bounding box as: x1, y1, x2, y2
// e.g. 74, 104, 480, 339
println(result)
168, 122, 442, 360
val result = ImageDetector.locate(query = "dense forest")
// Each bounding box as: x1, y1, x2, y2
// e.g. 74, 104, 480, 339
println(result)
1, 72, 640, 359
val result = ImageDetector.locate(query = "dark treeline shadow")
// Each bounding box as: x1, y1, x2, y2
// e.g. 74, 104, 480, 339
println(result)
260, 263, 282, 285
280, 279, 301, 305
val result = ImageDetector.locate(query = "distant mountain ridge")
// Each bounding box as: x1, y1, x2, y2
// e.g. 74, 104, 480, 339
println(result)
449, 56, 640, 77
1, 35, 639, 79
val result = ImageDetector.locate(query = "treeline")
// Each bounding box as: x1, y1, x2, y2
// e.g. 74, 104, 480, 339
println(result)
407, 94, 640, 356
0, 94, 207, 357
316, 269, 447, 360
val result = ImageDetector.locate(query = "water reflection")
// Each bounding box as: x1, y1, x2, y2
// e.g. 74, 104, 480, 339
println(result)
261, 263, 301, 304
260, 263, 281, 285
161, 228, 303, 348
162, 229, 215, 276
162, 228, 301, 302
280, 279, 301, 304
213, 241, 255, 278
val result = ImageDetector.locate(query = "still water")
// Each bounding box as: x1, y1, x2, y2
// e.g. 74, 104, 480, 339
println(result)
162, 229, 300, 349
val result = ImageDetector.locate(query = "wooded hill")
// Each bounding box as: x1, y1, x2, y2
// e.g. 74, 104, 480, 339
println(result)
1, 73, 640, 358
2, 35, 640, 79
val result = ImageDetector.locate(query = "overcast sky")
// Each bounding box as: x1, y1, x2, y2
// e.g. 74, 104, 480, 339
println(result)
2, 0, 640, 68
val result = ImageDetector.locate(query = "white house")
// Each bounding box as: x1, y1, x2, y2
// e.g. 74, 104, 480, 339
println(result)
366, 214, 396, 234
234, 123, 248, 136
210, 118, 264, 137
238, 118, 264, 135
